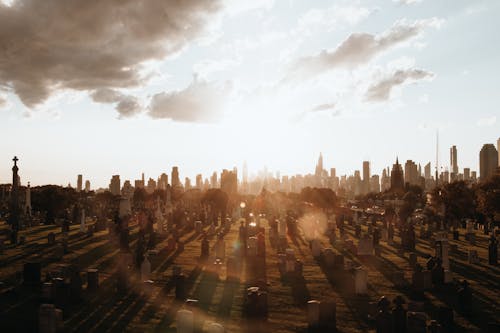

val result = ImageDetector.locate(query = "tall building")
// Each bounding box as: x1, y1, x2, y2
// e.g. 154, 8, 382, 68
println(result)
77, 174, 83, 192
84, 180, 91, 192
109, 175, 121, 195
196, 174, 203, 189
221, 169, 238, 196
362, 161, 370, 194
158, 173, 169, 190
424, 162, 431, 179
463, 168, 470, 181
390, 158, 405, 192
370, 175, 380, 193
479, 144, 498, 181
184, 177, 191, 190
450, 145, 458, 175
404, 160, 419, 185
171, 166, 180, 188
147, 178, 156, 193
210, 171, 218, 188
498, 138, 500, 166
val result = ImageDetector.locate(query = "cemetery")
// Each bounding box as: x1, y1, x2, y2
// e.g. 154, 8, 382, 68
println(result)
0, 203, 499, 332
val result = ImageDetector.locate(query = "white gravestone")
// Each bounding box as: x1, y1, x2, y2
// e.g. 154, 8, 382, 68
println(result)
176, 309, 194, 333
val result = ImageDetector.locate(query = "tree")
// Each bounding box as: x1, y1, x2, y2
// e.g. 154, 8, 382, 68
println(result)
431, 181, 476, 223
476, 174, 500, 223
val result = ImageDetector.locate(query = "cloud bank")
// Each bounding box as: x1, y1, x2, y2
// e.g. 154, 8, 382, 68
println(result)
0, 0, 222, 108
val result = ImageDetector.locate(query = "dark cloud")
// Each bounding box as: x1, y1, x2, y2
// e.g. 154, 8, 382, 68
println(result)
310, 103, 336, 112
288, 18, 441, 80
91, 88, 142, 118
116, 96, 141, 118
90, 88, 124, 104
148, 77, 232, 122
364, 68, 434, 102
0, 0, 222, 108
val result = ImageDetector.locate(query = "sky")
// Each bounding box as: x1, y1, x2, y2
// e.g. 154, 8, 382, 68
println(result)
0, 0, 499, 188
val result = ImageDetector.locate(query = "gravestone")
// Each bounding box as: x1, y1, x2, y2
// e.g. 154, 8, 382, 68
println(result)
307, 300, 320, 329
357, 236, 374, 256
311, 239, 322, 258
23, 261, 41, 286
175, 273, 187, 301
323, 248, 335, 268
87, 269, 99, 290
141, 255, 151, 281
201, 238, 209, 259
207, 322, 224, 333
47, 232, 55, 245
488, 236, 498, 265
247, 236, 258, 256
409, 252, 417, 269
354, 267, 367, 294
278, 219, 287, 238
468, 249, 479, 264
215, 239, 225, 260
194, 221, 202, 233
39, 304, 63, 333
176, 309, 193, 333
407, 311, 427, 333
285, 248, 295, 273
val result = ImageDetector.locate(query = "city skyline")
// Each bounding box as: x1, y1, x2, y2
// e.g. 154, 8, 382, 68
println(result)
1, 0, 500, 187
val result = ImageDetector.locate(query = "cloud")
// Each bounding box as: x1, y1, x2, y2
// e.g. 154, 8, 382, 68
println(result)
393, 0, 423, 4
364, 68, 434, 102
0, 0, 222, 108
287, 18, 442, 80
0, 95, 5, 108
297, 4, 371, 35
116, 96, 141, 119
477, 116, 496, 127
311, 103, 336, 112
148, 77, 232, 122
91, 88, 142, 118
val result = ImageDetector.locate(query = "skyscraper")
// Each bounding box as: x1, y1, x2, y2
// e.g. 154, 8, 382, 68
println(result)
84, 180, 91, 192
450, 145, 458, 175
479, 144, 498, 181
77, 174, 83, 192
404, 160, 418, 185
171, 166, 180, 188
497, 138, 500, 166
221, 169, 237, 195
424, 162, 431, 179
109, 175, 121, 195
362, 161, 370, 194
390, 158, 404, 192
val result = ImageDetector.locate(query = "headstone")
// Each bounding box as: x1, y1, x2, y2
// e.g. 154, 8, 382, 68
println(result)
79, 209, 86, 233
42, 282, 55, 302
468, 249, 479, 264
207, 322, 224, 333
176, 309, 193, 333
307, 300, 320, 329
175, 274, 187, 301
194, 221, 202, 233
141, 255, 151, 281
435, 240, 450, 270
215, 239, 225, 260
23, 261, 41, 285
87, 269, 99, 290
437, 306, 454, 333
422, 270, 432, 290
278, 219, 287, 238
357, 236, 374, 256
311, 239, 322, 258
201, 238, 209, 259
409, 252, 417, 269
323, 248, 335, 268
488, 236, 498, 265
39, 303, 62, 333
354, 267, 368, 294
247, 236, 258, 256
47, 232, 56, 245
407, 311, 427, 333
